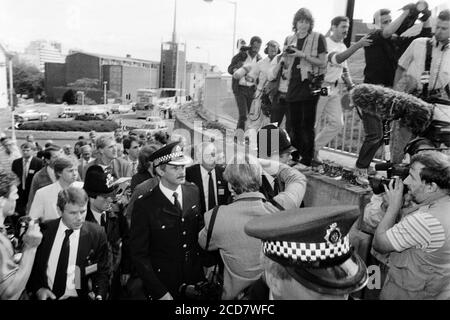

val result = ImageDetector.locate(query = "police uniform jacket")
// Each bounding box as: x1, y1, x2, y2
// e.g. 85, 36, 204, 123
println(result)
129, 182, 205, 299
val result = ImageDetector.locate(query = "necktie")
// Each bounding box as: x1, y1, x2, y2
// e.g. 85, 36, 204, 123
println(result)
173, 192, 182, 212
100, 213, 106, 228
208, 171, 216, 210
53, 229, 74, 299
22, 159, 29, 190
131, 162, 137, 175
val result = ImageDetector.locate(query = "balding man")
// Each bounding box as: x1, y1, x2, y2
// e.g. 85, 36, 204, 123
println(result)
78, 145, 95, 181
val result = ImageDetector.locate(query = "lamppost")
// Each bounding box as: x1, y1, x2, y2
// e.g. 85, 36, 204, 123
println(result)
203, 0, 237, 58
103, 81, 108, 105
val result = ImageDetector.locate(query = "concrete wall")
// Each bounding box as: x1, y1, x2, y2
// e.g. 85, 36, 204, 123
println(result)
122, 66, 152, 102
65, 53, 100, 85
204, 74, 237, 121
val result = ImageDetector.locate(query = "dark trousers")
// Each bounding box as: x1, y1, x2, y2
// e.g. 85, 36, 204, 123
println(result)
271, 92, 292, 138
234, 85, 256, 131
356, 112, 383, 169
288, 97, 319, 166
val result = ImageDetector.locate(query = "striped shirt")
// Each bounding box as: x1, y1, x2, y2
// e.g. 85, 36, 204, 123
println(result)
386, 206, 446, 253
0, 230, 19, 299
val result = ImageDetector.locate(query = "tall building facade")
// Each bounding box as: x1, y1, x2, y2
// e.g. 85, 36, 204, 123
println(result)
45, 50, 160, 104
24, 40, 65, 72
160, 41, 186, 90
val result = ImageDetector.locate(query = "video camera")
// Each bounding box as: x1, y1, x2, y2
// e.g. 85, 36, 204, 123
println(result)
368, 163, 410, 195
179, 280, 222, 301
308, 72, 329, 96
397, 1, 431, 36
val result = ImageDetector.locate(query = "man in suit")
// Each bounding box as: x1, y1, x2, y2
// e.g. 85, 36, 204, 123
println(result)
186, 142, 231, 215
26, 145, 63, 214
130, 142, 205, 300
123, 136, 140, 177
11, 142, 43, 217
83, 135, 132, 180
28, 186, 111, 300
78, 145, 95, 181
256, 124, 296, 201
84, 165, 131, 299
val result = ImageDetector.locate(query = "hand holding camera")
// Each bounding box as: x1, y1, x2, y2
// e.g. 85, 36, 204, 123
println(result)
22, 220, 42, 249
285, 46, 306, 58
383, 176, 405, 213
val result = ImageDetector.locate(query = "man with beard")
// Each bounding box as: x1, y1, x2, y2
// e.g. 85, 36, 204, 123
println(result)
373, 151, 450, 299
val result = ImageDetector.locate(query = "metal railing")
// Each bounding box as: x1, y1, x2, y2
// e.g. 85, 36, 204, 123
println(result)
317, 107, 384, 162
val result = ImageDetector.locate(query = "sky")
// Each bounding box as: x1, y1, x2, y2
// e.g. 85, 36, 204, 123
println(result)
1, 0, 448, 72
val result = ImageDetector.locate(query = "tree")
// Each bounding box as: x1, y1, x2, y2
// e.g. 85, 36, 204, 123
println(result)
62, 89, 77, 104
12, 58, 44, 99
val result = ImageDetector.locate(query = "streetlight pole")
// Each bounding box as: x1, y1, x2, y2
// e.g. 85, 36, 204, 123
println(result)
9, 59, 15, 141
103, 81, 107, 104
203, 0, 237, 58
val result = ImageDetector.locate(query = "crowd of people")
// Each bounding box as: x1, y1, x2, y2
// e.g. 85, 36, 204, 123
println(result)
1, 3, 450, 301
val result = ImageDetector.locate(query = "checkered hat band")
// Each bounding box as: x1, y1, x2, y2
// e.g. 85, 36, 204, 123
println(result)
154, 151, 184, 166
263, 236, 350, 262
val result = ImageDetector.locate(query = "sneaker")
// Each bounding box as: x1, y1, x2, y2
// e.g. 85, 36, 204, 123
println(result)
294, 162, 313, 172
311, 159, 325, 174
354, 167, 369, 186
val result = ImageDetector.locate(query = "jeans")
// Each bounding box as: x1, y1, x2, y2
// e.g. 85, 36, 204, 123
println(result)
271, 92, 292, 138
234, 86, 256, 131
356, 112, 383, 169
288, 97, 319, 166
314, 85, 344, 152
390, 120, 412, 164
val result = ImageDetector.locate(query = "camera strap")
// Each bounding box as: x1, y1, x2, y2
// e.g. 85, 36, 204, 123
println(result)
205, 205, 221, 251
422, 39, 433, 97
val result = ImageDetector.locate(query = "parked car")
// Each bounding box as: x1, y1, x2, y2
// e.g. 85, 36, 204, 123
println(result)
130, 123, 168, 137
14, 110, 50, 122
145, 116, 167, 129
111, 104, 133, 114
58, 106, 79, 118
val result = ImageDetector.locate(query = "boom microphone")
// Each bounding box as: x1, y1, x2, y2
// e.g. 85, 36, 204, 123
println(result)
350, 84, 434, 135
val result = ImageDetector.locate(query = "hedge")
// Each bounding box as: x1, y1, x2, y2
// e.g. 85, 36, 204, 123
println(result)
18, 120, 119, 132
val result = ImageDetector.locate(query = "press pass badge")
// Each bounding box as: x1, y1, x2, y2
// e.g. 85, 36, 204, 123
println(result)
85, 263, 98, 275
218, 187, 225, 196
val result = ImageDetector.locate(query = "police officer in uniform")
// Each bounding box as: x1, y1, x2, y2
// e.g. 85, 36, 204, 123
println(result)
244, 205, 368, 299
129, 142, 205, 300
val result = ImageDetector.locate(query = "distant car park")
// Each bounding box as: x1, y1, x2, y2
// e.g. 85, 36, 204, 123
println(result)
130, 122, 168, 137
58, 106, 80, 118
111, 104, 133, 114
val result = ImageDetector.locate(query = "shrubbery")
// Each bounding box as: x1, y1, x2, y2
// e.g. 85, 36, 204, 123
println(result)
18, 120, 119, 132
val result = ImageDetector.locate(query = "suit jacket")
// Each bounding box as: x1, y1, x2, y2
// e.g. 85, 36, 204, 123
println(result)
85, 204, 131, 274
11, 156, 43, 216
28, 218, 111, 299
129, 182, 205, 299
83, 158, 132, 179
186, 164, 231, 214
26, 166, 54, 214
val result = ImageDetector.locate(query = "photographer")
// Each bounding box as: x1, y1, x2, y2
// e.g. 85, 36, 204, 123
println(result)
355, 3, 432, 185
373, 151, 450, 299
314, 16, 372, 166
282, 8, 327, 168
228, 36, 262, 132
0, 169, 42, 300
391, 9, 450, 163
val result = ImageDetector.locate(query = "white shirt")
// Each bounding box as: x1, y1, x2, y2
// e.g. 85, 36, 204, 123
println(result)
200, 166, 218, 211
398, 37, 450, 93
29, 181, 84, 221
324, 37, 348, 83
159, 181, 183, 210
47, 219, 80, 299
239, 53, 259, 87
90, 207, 104, 225
255, 56, 278, 91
